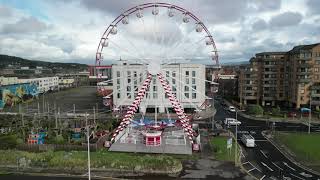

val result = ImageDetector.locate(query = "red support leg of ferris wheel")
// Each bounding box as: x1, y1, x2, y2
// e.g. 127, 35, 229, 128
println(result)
157, 73, 195, 143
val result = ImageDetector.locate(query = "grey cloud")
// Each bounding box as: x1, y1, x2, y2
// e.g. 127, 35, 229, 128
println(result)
306, 0, 320, 15
252, 19, 268, 31
0, 5, 12, 17
1, 16, 47, 34
269, 12, 303, 27
249, 0, 281, 12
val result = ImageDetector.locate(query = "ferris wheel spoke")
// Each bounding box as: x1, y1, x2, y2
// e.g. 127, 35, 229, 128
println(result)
108, 39, 148, 64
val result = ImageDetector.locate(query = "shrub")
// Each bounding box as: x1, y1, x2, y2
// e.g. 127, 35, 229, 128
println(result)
0, 135, 18, 149
247, 105, 264, 115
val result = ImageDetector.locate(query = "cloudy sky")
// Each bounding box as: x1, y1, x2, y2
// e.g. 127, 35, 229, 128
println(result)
0, 0, 319, 65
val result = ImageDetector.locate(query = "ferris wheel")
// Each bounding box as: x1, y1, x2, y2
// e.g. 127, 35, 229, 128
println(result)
95, 3, 219, 144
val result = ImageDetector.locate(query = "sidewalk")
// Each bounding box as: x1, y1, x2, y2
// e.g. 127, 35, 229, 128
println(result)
224, 100, 320, 125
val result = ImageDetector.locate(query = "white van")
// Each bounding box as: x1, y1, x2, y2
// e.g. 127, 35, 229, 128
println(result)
241, 134, 255, 147
224, 118, 241, 126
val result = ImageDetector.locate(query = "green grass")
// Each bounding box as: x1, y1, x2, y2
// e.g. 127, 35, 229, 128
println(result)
0, 150, 182, 172
275, 132, 320, 166
209, 136, 236, 162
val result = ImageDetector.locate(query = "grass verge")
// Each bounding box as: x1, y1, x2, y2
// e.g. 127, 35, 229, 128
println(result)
209, 136, 236, 162
274, 132, 320, 171
0, 149, 182, 173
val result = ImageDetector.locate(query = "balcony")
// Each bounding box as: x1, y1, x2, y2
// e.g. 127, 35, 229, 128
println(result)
297, 78, 311, 83
298, 63, 312, 68
263, 96, 276, 101
297, 71, 311, 75
244, 96, 257, 100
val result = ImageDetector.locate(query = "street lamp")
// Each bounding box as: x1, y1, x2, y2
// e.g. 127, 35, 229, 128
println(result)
309, 90, 312, 134
85, 113, 91, 180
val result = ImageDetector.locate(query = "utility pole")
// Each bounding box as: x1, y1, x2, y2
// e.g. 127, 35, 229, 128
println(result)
235, 110, 238, 166
309, 91, 312, 134
86, 113, 91, 180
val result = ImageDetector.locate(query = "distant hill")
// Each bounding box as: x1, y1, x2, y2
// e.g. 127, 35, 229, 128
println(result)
0, 54, 88, 73
221, 61, 249, 66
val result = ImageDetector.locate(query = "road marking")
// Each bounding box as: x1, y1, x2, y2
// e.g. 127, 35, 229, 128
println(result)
260, 175, 266, 180
283, 162, 296, 171
242, 161, 250, 165
290, 173, 305, 180
261, 162, 274, 172
248, 168, 256, 172
271, 162, 283, 171
260, 150, 268, 158
299, 172, 313, 178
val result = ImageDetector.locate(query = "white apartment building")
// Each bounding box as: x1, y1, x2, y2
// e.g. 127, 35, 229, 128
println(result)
0, 76, 19, 85
19, 77, 59, 93
112, 63, 206, 113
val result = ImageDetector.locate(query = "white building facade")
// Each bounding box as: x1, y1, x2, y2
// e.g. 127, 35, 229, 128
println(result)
19, 77, 59, 93
112, 63, 206, 113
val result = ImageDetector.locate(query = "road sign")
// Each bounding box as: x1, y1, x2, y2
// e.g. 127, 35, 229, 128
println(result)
227, 138, 232, 149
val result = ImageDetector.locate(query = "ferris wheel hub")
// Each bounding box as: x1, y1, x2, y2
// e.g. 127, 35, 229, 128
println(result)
148, 61, 161, 75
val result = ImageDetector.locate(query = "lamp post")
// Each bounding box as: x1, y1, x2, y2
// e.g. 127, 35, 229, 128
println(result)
85, 113, 91, 180
309, 91, 312, 134
235, 109, 238, 166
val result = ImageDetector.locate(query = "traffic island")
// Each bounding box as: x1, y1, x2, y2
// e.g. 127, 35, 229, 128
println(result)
273, 132, 320, 173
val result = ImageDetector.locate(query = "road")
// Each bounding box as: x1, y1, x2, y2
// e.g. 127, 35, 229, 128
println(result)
214, 102, 320, 180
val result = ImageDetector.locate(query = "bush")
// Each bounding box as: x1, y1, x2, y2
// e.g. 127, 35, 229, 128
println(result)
0, 135, 18, 149
247, 105, 264, 115
54, 135, 65, 144
271, 106, 281, 116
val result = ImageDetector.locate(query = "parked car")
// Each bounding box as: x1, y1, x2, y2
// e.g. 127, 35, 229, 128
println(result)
287, 112, 297, 117
241, 134, 255, 147
228, 106, 236, 112
224, 118, 241, 125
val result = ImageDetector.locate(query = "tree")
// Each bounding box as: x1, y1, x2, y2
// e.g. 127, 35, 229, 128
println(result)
271, 106, 281, 116
247, 105, 264, 115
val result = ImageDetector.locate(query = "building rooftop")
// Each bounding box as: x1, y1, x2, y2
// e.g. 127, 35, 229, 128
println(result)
289, 43, 320, 54
256, 52, 287, 56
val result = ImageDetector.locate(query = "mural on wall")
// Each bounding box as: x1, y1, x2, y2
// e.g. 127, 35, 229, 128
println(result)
0, 83, 38, 109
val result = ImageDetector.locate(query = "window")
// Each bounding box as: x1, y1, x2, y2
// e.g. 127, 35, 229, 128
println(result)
166, 71, 170, 77
192, 71, 196, 77
192, 78, 196, 84
185, 71, 189, 76
117, 71, 120, 77
172, 78, 176, 84
117, 93, 120, 98
172, 71, 176, 77
301, 89, 305, 94
184, 86, 189, 91
186, 78, 189, 84
315, 68, 319, 72
117, 86, 120, 90
117, 79, 120, 84
153, 93, 157, 99
184, 93, 189, 98
192, 85, 196, 92
127, 71, 131, 76
134, 71, 137, 77
127, 86, 131, 92
192, 93, 196, 99
172, 86, 177, 91
134, 86, 137, 91
153, 86, 157, 91
127, 93, 131, 99
127, 78, 131, 83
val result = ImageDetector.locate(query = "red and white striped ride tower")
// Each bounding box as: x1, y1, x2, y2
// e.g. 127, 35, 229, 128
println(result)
95, 2, 219, 146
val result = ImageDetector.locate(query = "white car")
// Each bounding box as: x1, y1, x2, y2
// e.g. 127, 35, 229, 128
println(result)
225, 118, 241, 126
228, 106, 236, 112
